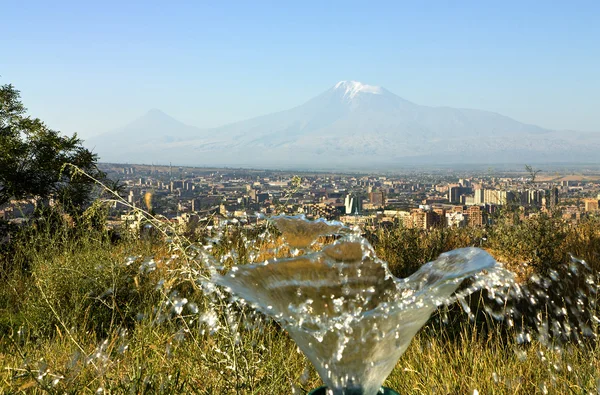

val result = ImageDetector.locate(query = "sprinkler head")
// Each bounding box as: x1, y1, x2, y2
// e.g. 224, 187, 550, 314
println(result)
308, 386, 400, 395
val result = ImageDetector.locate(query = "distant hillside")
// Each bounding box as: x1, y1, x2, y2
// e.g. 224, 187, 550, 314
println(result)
86, 109, 203, 162
86, 81, 600, 169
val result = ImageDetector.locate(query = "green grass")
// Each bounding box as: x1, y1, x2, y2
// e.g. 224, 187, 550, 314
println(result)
388, 327, 600, 393
1, 211, 599, 394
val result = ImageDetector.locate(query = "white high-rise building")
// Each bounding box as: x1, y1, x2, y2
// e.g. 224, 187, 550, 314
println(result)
344, 194, 362, 214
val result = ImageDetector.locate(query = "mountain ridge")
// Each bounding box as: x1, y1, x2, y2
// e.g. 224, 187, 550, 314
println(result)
86, 81, 600, 168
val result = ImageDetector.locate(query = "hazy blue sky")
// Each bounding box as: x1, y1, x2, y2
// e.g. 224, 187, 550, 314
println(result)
1, 1, 599, 138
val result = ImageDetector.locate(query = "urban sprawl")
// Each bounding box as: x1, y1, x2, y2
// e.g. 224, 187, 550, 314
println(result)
3, 164, 600, 234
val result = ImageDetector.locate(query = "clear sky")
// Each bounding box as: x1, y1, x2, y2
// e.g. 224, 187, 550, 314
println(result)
1, 1, 599, 138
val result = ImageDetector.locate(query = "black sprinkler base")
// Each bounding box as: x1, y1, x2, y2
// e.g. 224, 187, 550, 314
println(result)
308, 386, 400, 395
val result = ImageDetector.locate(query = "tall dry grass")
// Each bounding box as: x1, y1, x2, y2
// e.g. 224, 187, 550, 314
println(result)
1, 207, 599, 393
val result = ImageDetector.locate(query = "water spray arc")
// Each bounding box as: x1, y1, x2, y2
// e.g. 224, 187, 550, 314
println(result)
214, 216, 511, 394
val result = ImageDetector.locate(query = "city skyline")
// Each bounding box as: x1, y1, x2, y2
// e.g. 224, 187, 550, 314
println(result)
1, 1, 599, 139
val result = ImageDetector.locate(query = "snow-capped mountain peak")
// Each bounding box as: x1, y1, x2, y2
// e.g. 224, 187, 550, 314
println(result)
88, 80, 600, 168
334, 80, 383, 99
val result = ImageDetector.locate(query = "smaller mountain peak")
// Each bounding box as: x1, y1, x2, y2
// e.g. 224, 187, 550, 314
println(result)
127, 108, 183, 127
334, 80, 383, 99
142, 108, 179, 121
146, 108, 168, 116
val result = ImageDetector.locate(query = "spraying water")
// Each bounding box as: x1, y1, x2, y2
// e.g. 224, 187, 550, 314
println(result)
213, 215, 517, 394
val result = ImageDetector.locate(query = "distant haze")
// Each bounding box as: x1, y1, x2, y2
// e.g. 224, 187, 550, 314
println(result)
86, 81, 600, 170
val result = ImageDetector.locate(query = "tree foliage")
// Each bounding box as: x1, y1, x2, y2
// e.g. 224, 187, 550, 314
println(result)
0, 84, 104, 212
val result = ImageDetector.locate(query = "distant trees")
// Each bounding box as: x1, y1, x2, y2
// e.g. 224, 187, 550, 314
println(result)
0, 84, 104, 213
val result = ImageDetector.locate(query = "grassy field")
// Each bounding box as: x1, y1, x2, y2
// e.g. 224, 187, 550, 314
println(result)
1, 211, 599, 394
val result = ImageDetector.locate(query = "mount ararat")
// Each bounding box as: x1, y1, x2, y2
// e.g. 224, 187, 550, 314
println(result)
87, 81, 600, 169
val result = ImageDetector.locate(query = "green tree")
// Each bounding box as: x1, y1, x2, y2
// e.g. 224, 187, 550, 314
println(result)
0, 84, 104, 212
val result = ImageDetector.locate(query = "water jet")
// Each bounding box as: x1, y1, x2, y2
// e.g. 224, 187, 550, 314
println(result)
213, 216, 511, 394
